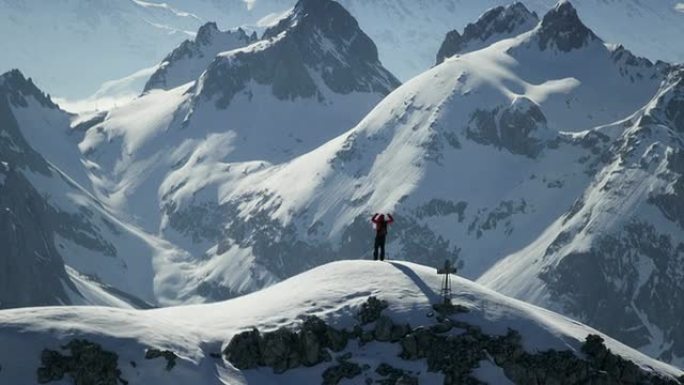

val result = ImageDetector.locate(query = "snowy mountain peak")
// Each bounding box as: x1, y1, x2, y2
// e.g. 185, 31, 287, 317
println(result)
143, 23, 257, 92
0, 69, 56, 109
195, 0, 399, 108
436, 2, 538, 64
195, 21, 221, 44
536, 0, 599, 52
264, 0, 362, 40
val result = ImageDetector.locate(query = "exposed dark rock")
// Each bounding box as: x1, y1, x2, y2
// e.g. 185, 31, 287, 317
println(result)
536, 1, 599, 52
375, 363, 419, 385
436, 31, 463, 64
37, 339, 124, 385
374, 315, 394, 342
144, 348, 177, 371
466, 98, 550, 158
224, 328, 263, 369
223, 316, 348, 373
414, 200, 467, 222
358, 296, 388, 324
322, 360, 362, 385
468, 199, 528, 239
223, 296, 681, 385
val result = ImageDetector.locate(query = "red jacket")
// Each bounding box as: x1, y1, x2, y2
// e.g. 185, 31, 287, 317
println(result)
372, 213, 394, 236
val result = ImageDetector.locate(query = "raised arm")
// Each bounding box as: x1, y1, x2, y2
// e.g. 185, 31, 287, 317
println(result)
387, 214, 394, 223
371, 213, 379, 223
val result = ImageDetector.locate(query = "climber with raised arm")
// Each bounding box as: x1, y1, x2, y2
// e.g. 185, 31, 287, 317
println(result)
371, 213, 394, 261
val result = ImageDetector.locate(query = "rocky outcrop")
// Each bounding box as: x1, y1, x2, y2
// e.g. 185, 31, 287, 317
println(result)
144, 348, 178, 371
436, 3, 538, 64
224, 316, 348, 373
322, 357, 362, 385
223, 296, 682, 385
357, 296, 388, 324
466, 97, 551, 158
37, 340, 125, 385
536, 1, 599, 52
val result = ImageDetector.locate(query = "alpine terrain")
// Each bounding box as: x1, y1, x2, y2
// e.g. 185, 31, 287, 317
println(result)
0, 0, 400, 306
1, 261, 683, 385
0, 70, 188, 309
153, 0, 684, 365
0, 0, 683, 380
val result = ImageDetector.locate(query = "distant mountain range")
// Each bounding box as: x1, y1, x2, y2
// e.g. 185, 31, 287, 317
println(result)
1, 0, 682, 99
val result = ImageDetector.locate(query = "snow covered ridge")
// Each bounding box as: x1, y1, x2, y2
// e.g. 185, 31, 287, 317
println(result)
0, 261, 682, 384
144, 23, 258, 92
436, 2, 539, 64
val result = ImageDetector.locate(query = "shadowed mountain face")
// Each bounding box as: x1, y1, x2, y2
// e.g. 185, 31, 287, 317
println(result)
0, 69, 173, 309
533, 68, 684, 361
0, 71, 72, 308
436, 2, 539, 64
536, 0, 599, 52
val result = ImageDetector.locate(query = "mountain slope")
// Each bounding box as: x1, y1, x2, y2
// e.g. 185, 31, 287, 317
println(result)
0, 69, 196, 308
0, 70, 75, 308
479, 66, 684, 364
79, 0, 400, 255
0, 261, 681, 384
151, 2, 684, 365
186, 1, 667, 294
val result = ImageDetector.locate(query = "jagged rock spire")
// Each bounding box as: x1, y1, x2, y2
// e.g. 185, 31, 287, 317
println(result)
537, 0, 599, 52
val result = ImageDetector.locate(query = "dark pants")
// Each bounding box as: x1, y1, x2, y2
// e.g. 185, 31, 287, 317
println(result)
374, 235, 386, 261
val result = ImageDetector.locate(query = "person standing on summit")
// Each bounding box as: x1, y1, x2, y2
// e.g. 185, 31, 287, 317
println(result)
371, 213, 393, 261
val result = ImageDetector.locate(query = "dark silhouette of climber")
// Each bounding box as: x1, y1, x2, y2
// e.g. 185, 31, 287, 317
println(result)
371, 213, 393, 261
